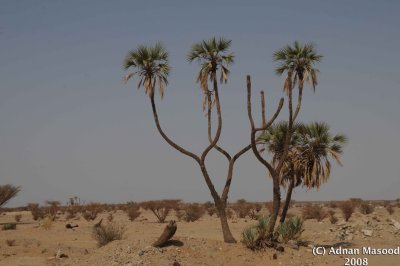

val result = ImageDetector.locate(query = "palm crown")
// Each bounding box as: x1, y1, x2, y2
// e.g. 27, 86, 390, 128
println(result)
259, 121, 347, 189
123, 42, 170, 98
187, 37, 234, 109
273, 41, 322, 93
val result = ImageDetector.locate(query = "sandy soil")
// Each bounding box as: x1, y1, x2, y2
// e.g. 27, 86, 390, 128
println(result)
0, 205, 399, 266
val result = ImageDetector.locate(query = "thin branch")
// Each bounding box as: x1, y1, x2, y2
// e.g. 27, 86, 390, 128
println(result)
261, 91, 266, 128
150, 94, 200, 163
247, 75, 282, 176
207, 93, 231, 161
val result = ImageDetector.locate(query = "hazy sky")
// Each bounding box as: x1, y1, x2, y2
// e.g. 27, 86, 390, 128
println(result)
1, 0, 399, 207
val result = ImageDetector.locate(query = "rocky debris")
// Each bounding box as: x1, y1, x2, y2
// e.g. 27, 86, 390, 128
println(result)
361, 229, 373, 237
336, 225, 354, 241
55, 249, 68, 259
287, 240, 299, 250
390, 219, 400, 230
65, 223, 79, 229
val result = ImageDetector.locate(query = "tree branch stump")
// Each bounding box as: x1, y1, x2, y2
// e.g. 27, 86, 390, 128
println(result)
152, 220, 177, 247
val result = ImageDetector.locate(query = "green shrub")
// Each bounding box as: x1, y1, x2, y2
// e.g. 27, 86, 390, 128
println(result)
241, 215, 271, 250
276, 217, 304, 243
2, 223, 16, 230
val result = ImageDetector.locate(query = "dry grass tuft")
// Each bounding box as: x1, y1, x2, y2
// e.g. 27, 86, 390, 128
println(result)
92, 222, 125, 247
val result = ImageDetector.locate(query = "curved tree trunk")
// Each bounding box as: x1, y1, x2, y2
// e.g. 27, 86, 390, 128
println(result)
280, 178, 294, 223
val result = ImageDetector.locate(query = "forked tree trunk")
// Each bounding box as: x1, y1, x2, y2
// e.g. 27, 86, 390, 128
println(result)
267, 175, 281, 239
215, 201, 236, 243
280, 178, 294, 223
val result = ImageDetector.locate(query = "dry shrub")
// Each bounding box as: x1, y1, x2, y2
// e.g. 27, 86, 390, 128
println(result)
179, 203, 205, 222
386, 205, 394, 215
359, 201, 374, 215
125, 202, 141, 221
328, 210, 338, 224
301, 204, 327, 221
249, 203, 262, 220
232, 199, 253, 218
28, 203, 44, 221
340, 201, 355, 222
265, 202, 273, 214
44, 201, 60, 221
107, 213, 114, 222
82, 203, 103, 221
41, 217, 53, 230
203, 202, 216, 216
14, 214, 22, 222
226, 208, 234, 219
349, 198, 363, 208
6, 239, 16, 246
66, 204, 82, 220
92, 222, 125, 247
141, 200, 180, 223
328, 201, 339, 209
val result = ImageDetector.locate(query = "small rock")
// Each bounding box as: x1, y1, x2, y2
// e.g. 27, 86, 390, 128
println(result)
361, 229, 373, 237
272, 253, 278, 260
55, 249, 68, 259
390, 219, 400, 230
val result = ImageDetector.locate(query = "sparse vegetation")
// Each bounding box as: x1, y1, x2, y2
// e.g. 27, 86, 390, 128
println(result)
179, 203, 205, 222
242, 215, 271, 250
301, 204, 327, 221
359, 201, 374, 215
340, 201, 355, 222
28, 203, 44, 221
276, 216, 304, 243
6, 239, 16, 246
142, 200, 180, 223
41, 217, 53, 230
232, 199, 253, 218
14, 214, 22, 222
125, 202, 141, 221
2, 223, 16, 230
328, 210, 338, 224
82, 203, 103, 221
92, 221, 126, 247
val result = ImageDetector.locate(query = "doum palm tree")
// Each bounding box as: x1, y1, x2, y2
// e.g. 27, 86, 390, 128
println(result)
124, 39, 248, 243
259, 122, 347, 223
273, 41, 323, 121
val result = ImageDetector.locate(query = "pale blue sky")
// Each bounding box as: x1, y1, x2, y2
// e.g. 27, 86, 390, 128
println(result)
1, 0, 399, 206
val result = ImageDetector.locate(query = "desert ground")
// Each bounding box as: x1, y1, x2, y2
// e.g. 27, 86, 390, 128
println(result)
0, 203, 399, 266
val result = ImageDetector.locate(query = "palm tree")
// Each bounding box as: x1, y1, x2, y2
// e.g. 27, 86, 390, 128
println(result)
123, 42, 170, 98
123, 43, 198, 162
259, 122, 347, 223
124, 40, 247, 243
187, 37, 234, 111
273, 41, 322, 120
